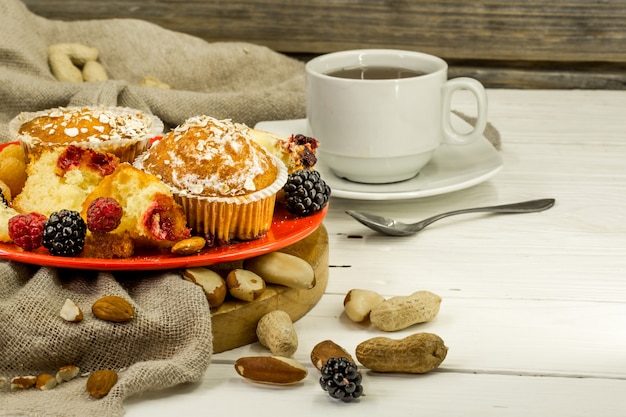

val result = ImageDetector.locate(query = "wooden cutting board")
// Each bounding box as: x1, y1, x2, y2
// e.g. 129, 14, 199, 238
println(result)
210, 224, 329, 353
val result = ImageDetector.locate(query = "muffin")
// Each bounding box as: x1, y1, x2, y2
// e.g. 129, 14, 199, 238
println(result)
0, 200, 19, 243
134, 116, 287, 245
81, 163, 191, 252
12, 145, 119, 217
9, 106, 163, 162
247, 128, 318, 173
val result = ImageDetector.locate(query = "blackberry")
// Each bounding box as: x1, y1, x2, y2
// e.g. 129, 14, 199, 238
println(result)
319, 357, 363, 402
283, 169, 330, 216
0, 189, 7, 207
292, 134, 318, 148
42, 209, 87, 257
292, 134, 318, 168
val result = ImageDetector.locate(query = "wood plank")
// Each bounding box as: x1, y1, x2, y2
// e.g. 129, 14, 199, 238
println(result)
323, 142, 626, 301
19, 0, 626, 89
452, 89, 626, 146
20, 0, 626, 62
448, 61, 626, 89
124, 367, 626, 417
213, 295, 626, 378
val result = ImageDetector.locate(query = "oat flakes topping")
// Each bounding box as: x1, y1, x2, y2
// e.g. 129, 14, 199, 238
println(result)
18, 107, 154, 144
138, 116, 277, 198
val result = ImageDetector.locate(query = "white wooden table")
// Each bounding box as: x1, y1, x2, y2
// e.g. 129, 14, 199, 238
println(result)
125, 89, 626, 416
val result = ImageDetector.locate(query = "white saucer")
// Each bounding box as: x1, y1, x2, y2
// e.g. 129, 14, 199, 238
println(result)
255, 115, 503, 201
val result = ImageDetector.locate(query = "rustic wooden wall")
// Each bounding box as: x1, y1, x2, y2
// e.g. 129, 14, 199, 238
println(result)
20, 0, 626, 89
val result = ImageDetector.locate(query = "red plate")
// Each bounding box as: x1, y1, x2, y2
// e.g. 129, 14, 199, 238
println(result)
0, 141, 327, 270
0, 205, 327, 271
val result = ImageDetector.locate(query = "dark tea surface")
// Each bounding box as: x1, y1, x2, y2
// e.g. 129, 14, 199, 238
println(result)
326, 66, 425, 80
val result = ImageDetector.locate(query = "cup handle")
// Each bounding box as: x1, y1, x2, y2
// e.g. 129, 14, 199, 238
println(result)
441, 77, 488, 145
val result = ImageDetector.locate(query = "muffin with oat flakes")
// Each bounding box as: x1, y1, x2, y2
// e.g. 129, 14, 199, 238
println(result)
9, 106, 163, 163
134, 116, 287, 245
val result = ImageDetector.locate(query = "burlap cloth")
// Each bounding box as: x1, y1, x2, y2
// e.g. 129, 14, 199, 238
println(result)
0, 264, 213, 417
0, 0, 306, 143
0, 1, 308, 416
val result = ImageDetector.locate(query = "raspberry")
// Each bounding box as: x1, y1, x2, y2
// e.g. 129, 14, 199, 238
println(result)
8, 212, 47, 251
86, 197, 123, 233
283, 169, 331, 216
42, 209, 87, 257
319, 357, 363, 402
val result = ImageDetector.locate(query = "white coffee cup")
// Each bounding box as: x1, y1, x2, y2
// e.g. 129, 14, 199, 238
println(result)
305, 49, 488, 184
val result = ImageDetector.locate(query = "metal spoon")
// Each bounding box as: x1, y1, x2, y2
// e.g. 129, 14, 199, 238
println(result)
345, 198, 555, 236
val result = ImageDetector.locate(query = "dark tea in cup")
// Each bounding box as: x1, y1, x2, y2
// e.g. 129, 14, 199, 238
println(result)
326, 66, 425, 80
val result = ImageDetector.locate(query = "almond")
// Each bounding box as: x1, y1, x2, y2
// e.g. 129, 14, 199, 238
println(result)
36, 373, 58, 390
86, 369, 118, 398
172, 236, 206, 256
56, 365, 80, 383
234, 356, 307, 385
92, 295, 134, 323
60, 298, 84, 322
11, 375, 37, 389
310, 340, 355, 370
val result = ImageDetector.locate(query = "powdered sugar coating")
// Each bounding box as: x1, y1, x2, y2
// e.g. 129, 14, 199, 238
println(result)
136, 116, 281, 198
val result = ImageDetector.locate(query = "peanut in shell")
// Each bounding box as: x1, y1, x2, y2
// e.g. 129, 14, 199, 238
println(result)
356, 332, 448, 374
369, 290, 441, 331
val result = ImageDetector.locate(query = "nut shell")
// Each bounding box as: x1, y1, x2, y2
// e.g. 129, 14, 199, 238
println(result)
356, 332, 448, 373
256, 310, 298, 357
369, 290, 441, 331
